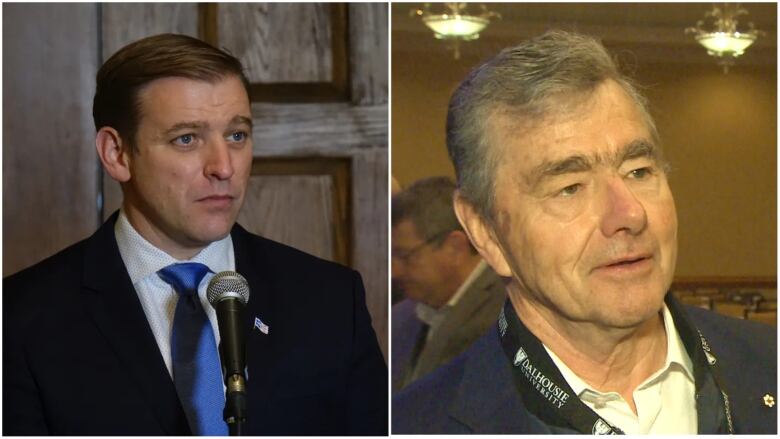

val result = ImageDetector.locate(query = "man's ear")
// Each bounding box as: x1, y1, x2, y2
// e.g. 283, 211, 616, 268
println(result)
442, 230, 473, 255
95, 127, 131, 183
452, 190, 513, 277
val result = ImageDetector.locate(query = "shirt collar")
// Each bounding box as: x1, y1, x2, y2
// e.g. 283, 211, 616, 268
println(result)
414, 260, 488, 327
545, 303, 695, 397
114, 209, 234, 284
449, 260, 487, 307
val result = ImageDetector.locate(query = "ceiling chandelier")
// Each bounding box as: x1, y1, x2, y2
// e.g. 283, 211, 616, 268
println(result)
412, 3, 500, 59
686, 3, 763, 73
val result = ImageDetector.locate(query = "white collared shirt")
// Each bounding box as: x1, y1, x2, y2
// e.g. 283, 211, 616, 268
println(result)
114, 210, 235, 378
545, 304, 697, 434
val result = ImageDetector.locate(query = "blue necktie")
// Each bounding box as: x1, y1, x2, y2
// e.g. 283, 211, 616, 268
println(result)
158, 263, 227, 436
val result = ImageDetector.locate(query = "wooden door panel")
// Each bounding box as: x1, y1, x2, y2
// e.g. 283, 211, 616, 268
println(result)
237, 157, 351, 265
239, 175, 335, 261
218, 3, 335, 83
101, 3, 199, 56
351, 150, 389, 348
2, 3, 99, 275
349, 3, 389, 105
251, 102, 388, 154
210, 3, 349, 103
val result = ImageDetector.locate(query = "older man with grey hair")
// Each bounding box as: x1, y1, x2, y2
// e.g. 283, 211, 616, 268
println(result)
392, 31, 775, 434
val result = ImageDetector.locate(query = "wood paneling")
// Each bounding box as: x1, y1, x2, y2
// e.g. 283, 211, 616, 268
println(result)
239, 175, 335, 262
237, 158, 351, 266
2, 3, 100, 275
218, 3, 334, 83
216, 3, 349, 103
349, 3, 388, 105
251, 102, 388, 155
351, 149, 389, 357
101, 3, 199, 59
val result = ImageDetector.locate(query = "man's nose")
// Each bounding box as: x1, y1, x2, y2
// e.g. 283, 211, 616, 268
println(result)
204, 140, 235, 181
599, 178, 647, 237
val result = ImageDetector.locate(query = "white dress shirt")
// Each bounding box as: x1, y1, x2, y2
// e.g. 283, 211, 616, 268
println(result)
114, 210, 235, 378
545, 304, 697, 434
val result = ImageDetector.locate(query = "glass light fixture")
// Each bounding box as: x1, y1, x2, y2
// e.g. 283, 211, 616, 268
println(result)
686, 3, 763, 73
412, 3, 500, 59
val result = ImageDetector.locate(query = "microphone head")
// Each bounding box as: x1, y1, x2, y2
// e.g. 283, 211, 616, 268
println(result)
207, 271, 250, 306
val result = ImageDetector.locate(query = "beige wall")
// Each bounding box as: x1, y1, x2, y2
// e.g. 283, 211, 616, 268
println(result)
392, 50, 776, 278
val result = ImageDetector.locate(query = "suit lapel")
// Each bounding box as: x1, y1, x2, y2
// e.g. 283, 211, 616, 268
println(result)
415, 267, 503, 377
447, 329, 532, 432
80, 214, 189, 434
231, 225, 275, 393
391, 300, 424, 391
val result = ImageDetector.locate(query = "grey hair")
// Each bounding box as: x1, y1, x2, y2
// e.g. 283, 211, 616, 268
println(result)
392, 176, 474, 251
446, 30, 661, 220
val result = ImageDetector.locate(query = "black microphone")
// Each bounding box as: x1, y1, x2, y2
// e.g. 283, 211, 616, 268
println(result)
207, 271, 250, 435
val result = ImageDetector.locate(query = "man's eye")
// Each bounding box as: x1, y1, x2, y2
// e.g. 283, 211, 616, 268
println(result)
172, 134, 195, 146
229, 131, 247, 142
628, 167, 652, 179
558, 184, 581, 197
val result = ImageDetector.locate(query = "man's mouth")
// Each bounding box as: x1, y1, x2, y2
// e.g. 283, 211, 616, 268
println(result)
593, 254, 653, 275
198, 194, 235, 207
605, 255, 649, 267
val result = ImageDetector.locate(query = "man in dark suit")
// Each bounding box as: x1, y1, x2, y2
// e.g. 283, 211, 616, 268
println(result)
393, 30, 776, 434
391, 177, 504, 392
4, 33, 387, 435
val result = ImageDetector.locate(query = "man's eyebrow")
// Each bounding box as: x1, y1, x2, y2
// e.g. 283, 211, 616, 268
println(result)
164, 121, 209, 135
163, 116, 253, 136
526, 155, 592, 188
617, 139, 658, 163
230, 115, 253, 130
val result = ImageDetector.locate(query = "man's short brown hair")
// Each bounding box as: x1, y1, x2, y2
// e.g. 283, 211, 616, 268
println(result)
92, 33, 251, 150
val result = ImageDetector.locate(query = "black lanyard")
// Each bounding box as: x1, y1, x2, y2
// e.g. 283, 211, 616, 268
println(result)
498, 296, 733, 434
498, 300, 624, 434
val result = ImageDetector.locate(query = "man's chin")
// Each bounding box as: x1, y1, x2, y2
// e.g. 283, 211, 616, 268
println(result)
187, 221, 236, 246
596, 296, 665, 329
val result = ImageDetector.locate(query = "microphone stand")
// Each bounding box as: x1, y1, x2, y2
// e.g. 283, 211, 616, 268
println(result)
224, 374, 247, 436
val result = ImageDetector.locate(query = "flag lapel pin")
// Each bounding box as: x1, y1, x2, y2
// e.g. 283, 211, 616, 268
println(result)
254, 316, 269, 335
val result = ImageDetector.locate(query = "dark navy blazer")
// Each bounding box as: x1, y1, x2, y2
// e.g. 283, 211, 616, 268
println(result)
393, 301, 776, 434
4, 214, 388, 435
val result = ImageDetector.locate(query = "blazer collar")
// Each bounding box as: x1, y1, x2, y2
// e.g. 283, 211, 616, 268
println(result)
230, 222, 275, 332
81, 212, 190, 434
229, 223, 277, 399
447, 329, 540, 432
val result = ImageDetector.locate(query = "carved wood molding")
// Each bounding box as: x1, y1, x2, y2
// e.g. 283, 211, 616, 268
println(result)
199, 3, 350, 103
251, 102, 387, 155
250, 157, 352, 266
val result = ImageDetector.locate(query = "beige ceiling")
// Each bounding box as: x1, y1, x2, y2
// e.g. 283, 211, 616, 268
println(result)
392, 3, 777, 66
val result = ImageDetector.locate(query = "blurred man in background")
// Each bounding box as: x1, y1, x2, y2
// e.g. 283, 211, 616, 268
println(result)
392, 176, 504, 392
